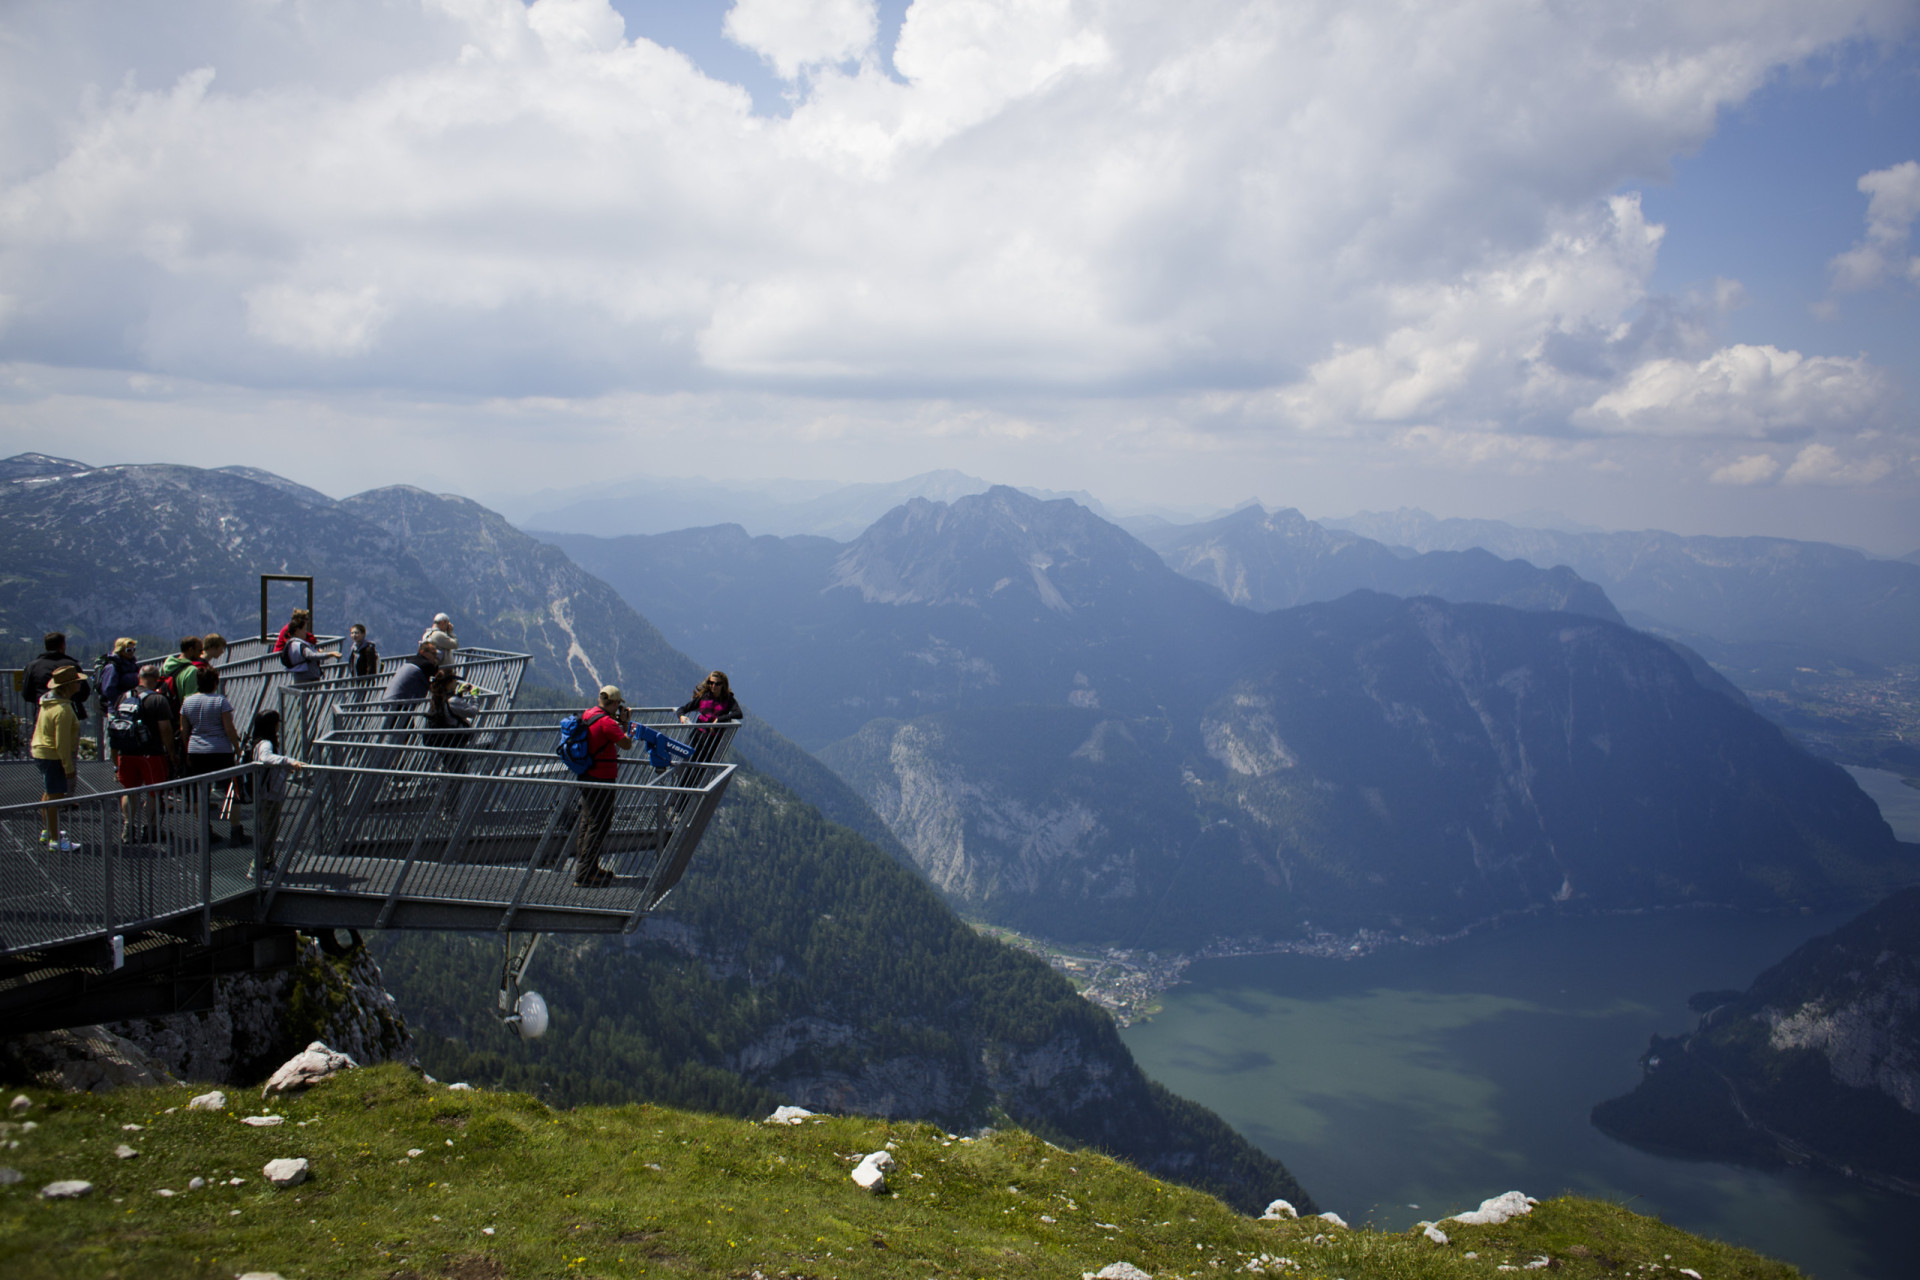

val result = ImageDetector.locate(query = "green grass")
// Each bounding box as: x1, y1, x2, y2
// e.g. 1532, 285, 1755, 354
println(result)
0, 1064, 1803, 1279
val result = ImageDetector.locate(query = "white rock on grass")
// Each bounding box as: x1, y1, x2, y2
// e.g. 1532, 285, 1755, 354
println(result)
238, 1273, 289, 1280
1422, 1223, 1450, 1245
263, 1158, 310, 1188
114, 1144, 138, 1159
40, 1180, 93, 1199
1084, 1264, 1153, 1280
187, 1090, 226, 1111
1317, 1212, 1348, 1228
241, 1115, 285, 1127
0, 1167, 22, 1185
765, 1106, 817, 1125
1451, 1192, 1539, 1226
1259, 1199, 1299, 1220
8, 1096, 28, 1115
850, 1150, 894, 1192
262, 1042, 358, 1097
188, 1177, 205, 1190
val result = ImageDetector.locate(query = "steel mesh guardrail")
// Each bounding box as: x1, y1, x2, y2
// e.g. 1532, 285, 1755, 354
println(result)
257, 730, 736, 933
0, 765, 256, 959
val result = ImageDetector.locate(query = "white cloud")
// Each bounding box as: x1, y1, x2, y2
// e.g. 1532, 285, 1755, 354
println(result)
1708, 453, 1780, 485
1781, 441, 1895, 486
0, 0, 1912, 480
1829, 160, 1920, 293
247, 284, 388, 355
724, 0, 878, 80
1576, 345, 1894, 438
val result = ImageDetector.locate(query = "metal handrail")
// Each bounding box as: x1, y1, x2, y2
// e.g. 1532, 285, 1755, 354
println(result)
0, 764, 258, 959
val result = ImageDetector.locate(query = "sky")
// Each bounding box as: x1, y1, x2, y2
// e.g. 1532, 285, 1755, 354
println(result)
1, 0, 1918, 550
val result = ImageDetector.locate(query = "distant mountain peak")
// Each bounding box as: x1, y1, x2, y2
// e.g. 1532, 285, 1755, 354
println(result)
830, 485, 1172, 611
1, 453, 94, 482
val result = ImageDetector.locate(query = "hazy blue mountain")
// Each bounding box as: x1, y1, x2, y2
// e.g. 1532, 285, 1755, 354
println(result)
515, 468, 1126, 542
546, 487, 1909, 949
1324, 508, 1920, 668
1905, 549, 1920, 565
1593, 887, 1920, 1194
1142, 504, 1623, 622
546, 488, 1254, 748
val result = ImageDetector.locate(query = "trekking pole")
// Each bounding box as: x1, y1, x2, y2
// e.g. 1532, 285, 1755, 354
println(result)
219, 779, 236, 822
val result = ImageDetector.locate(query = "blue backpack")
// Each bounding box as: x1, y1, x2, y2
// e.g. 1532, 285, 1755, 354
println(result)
555, 708, 609, 775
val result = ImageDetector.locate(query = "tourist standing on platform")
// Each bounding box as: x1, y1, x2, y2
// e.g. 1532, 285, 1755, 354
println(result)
160, 636, 210, 706
677, 670, 743, 766
179, 666, 244, 843
93, 638, 140, 760
422, 613, 458, 666
24, 631, 89, 734
30, 665, 83, 849
273, 607, 317, 653
382, 641, 440, 705
423, 667, 474, 775
573, 685, 632, 888
247, 709, 304, 877
348, 623, 379, 677
111, 664, 174, 841
283, 627, 338, 686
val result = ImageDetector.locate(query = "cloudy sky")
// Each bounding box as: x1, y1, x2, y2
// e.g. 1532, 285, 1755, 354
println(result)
2, 0, 1918, 549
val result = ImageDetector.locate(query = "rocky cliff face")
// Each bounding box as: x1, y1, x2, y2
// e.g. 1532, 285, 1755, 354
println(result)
108, 936, 416, 1085
1592, 887, 1920, 1193
1, 936, 414, 1091
823, 594, 1905, 947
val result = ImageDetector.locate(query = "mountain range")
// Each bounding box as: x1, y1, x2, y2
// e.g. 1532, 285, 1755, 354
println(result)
1138, 504, 1624, 622
0, 452, 1303, 1209
546, 486, 1911, 950
1325, 508, 1920, 670
508, 467, 1120, 542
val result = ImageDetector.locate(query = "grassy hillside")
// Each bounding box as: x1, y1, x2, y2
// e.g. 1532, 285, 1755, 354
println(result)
374, 769, 1305, 1215
0, 1065, 1804, 1280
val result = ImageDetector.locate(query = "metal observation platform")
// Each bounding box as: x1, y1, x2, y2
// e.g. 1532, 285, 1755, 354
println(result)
0, 638, 737, 1033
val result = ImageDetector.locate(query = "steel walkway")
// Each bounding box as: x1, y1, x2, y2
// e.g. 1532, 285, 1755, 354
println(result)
0, 646, 738, 1030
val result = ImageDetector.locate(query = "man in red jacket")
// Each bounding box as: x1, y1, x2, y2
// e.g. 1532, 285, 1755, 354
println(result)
574, 685, 632, 887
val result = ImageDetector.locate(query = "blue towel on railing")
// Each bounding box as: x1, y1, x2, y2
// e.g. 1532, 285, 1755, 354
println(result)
631, 723, 696, 771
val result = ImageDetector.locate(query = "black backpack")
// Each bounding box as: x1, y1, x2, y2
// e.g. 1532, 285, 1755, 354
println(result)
107, 690, 155, 754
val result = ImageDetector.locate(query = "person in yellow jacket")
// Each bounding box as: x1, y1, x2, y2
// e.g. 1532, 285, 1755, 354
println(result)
31, 664, 83, 848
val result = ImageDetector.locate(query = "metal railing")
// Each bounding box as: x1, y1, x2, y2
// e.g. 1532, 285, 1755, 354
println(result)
318, 703, 739, 767
0, 765, 256, 958
255, 717, 737, 933
206, 642, 528, 745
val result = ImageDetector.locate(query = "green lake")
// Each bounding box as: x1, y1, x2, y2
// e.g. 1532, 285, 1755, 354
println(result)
1120, 768, 1920, 1280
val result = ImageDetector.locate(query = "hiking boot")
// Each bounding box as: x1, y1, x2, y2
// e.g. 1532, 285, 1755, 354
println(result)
573, 866, 617, 888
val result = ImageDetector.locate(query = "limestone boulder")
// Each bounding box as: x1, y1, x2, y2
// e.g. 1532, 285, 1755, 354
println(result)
263, 1158, 310, 1188
261, 1042, 357, 1097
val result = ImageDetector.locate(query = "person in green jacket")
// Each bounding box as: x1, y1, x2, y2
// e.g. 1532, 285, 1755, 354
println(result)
30, 665, 83, 848
161, 635, 207, 704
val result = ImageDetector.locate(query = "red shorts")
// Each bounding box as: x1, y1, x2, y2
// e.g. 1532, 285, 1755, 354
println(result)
116, 755, 170, 788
